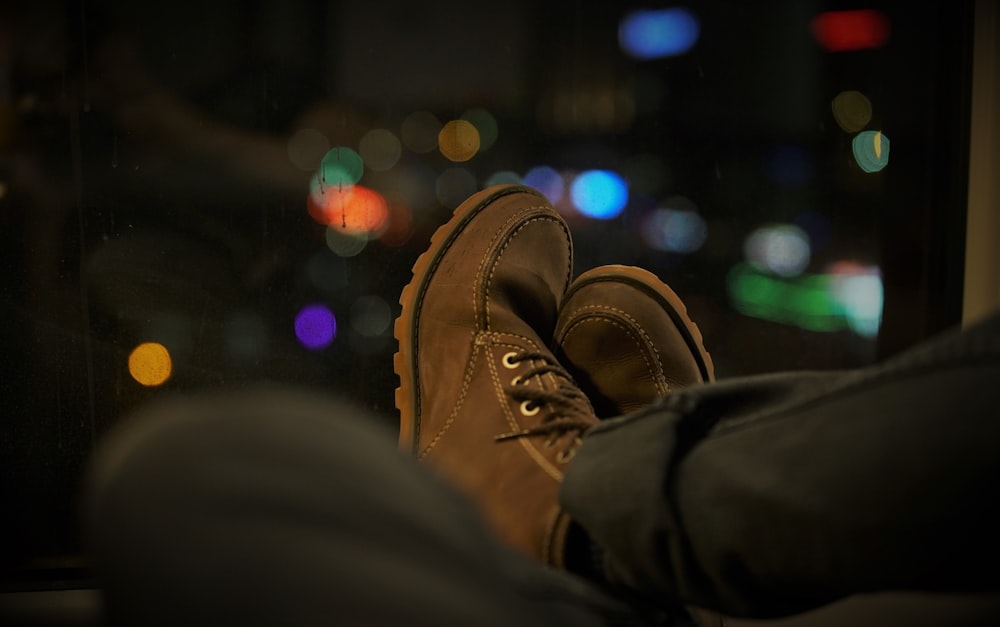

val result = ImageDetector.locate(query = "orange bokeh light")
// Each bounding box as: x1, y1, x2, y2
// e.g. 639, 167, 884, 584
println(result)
128, 342, 173, 387
307, 183, 389, 233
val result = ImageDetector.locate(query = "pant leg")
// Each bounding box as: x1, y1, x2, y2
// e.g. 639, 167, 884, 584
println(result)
84, 386, 627, 627
561, 312, 1000, 618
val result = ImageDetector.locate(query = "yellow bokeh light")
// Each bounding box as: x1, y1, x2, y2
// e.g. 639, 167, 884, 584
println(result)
831, 90, 872, 133
128, 342, 173, 387
438, 119, 480, 162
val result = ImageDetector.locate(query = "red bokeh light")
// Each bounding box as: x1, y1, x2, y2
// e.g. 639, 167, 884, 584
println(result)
307, 183, 389, 233
810, 9, 891, 52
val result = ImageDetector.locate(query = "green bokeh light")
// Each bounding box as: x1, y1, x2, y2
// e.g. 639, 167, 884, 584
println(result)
727, 262, 882, 336
319, 147, 364, 187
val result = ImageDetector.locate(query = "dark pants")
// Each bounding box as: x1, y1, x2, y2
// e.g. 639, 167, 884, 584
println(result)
564, 311, 1000, 617
85, 312, 1000, 625
84, 389, 630, 627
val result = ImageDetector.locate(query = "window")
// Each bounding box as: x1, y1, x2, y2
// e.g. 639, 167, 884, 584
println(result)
0, 0, 972, 589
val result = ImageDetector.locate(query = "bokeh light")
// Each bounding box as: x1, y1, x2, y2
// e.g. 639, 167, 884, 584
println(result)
294, 304, 336, 350
439, 119, 481, 162
401, 110, 442, 153
744, 224, 812, 277
318, 147, 364, 187
810, 10, 891, 52
570, 170, 628, 219
128, 342, 172, 387
380, 161, 438, 211
619, 8, 700, 60
641, 200, 708, 254
538, 84, 635, 135
359, 128, 402, 172
350, 294, 393, 338
308, 182, 389, 232
728, 264, 840, 332
436, 167, 478, 209
727, 261, 883, 338
377, 201, 415, 248
852, 130, 890, 173
831, 90, 873, 133
485, 170, 522, 187
523, 166, 565, 204
828, 262, 884, 337
461, 108, 499, 151
325, 226, 368, 257
287, 128, 330, 172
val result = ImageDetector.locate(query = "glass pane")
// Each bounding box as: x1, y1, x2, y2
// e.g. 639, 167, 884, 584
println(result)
0, 0, 971, 586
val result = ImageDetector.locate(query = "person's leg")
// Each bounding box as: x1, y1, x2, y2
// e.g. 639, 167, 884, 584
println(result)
84, 386, 628, 627
562, 311, 1000, 618
388, 172, 733, 626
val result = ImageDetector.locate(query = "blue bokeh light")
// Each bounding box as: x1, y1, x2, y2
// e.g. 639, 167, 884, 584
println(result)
523, 166, 565, 204
570, 170, 628, 220
641, 206, 708, 253
619, 8, 700, 60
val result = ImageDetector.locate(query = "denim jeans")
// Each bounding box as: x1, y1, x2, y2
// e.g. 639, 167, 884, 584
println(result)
564, 311, 1000, 618
84, 388, 640, 627
86, 313, 1000, 625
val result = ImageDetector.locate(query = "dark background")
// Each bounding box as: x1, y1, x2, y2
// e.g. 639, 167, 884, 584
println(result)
0, 0, 971, 588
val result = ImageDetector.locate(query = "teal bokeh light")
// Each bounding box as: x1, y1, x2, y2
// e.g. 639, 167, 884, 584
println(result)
852, 131, 890, 173
319, 147, 364, 187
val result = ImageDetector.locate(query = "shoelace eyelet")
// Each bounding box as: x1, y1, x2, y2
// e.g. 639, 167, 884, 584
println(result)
502, 352, 520, 369
520, 400, 540, 416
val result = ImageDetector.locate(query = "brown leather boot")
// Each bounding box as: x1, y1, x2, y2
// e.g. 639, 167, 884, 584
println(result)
555, 265, 726, 627
553, 265, 714, 418
394, 184, 598, 568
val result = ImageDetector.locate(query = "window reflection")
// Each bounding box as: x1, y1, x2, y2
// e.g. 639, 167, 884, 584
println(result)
0, 0, 971, 582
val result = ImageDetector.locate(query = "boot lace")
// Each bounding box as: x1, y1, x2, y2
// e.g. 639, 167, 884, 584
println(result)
494, 350, 595, 463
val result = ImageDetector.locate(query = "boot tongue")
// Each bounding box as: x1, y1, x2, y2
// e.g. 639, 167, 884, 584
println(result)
485, 271, 560, 338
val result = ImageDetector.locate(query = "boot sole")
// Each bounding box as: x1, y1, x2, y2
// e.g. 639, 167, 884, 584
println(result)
562, 264, 716, 383
393, 184, 549, 455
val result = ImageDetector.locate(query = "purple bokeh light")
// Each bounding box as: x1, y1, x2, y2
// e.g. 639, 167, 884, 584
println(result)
294, 304, 337, 350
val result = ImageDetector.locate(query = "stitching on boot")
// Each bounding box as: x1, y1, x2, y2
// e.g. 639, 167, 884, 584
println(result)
477, 207, 572, 332
474, 207, 541, 330
418, 333, 481, 459
561, 308, 668, 396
